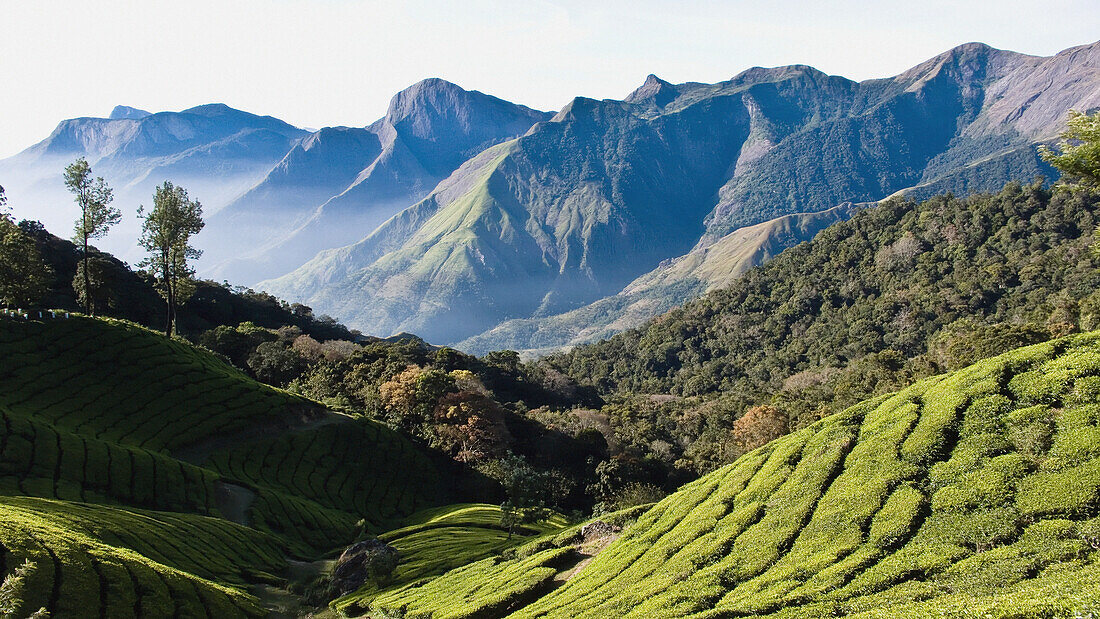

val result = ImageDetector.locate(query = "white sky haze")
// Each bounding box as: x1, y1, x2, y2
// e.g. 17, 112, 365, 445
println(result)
1, 0, 1098, 158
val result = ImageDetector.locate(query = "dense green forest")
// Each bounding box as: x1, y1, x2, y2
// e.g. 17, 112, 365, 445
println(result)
550, 182, 1100, 473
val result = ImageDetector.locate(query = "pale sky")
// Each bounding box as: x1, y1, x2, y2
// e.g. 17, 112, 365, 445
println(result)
2, 0, 1098, 159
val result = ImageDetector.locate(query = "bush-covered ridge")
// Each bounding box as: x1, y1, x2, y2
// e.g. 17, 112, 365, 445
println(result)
507, 332, 1100, 617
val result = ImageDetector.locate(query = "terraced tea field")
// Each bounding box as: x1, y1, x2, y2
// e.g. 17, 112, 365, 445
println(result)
332, 503, 574, 615
6, 315, 1100, 617
208, 420, 445, 531
0, 316, 461, 616
352, 333, 1100, 618
0, 317, 321, 454
0, 497, 272, 617
503, 333, 1100, 617
362, 505, 648, 618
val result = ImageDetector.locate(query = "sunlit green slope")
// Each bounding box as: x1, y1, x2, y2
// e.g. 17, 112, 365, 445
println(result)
332, 503, 572, 615
513, 332, 1100, 617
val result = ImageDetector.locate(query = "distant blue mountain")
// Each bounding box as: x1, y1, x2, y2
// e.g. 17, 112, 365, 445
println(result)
0, 103, 307, 261
203, 78, 552, 284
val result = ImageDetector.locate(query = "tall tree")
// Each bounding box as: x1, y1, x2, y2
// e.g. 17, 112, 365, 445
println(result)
0, 186, 52, 308
1040, 109, 1100, 191
63, 158, 119, 315
138, 181, 204, 336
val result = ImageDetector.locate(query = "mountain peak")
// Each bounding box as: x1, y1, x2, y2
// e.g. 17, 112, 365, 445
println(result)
625, 74, 678, 107
384, 78, 472, 121
892, 41, 1023, 90
109, 105, 151, 120
729, 64, 828, 86
181, 103, 237, 116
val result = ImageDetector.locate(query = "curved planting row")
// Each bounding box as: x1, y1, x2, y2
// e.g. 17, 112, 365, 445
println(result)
333, 503, 574, 615
361, 505, 649, 617
0, 317, 318, 453
207, 420, 446, 530
0, 496, 287, 586
247, 486, 362, 553
0, 499, 269, 618
0, 403, 220, 514
502, 333, 1100, 617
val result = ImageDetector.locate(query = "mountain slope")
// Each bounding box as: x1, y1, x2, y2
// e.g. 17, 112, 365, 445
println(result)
264, 41, 1099, 347
204, 79, 552, 284
456, 203, 858, 355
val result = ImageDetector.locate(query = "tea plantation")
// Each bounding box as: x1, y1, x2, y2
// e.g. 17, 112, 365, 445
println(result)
0, 315, 462, 616
504, 332, 1100, 618
354, 333, 1100, 618
5, 316, 1100, 617
332, 504, 573, 615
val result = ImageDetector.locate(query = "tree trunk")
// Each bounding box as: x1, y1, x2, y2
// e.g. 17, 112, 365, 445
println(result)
162, 251, 173, 337
168, 275, 176, 337
82, 209, 91, 316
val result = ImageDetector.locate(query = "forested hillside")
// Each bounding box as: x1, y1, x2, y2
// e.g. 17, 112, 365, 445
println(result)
550, 183, 1100, 472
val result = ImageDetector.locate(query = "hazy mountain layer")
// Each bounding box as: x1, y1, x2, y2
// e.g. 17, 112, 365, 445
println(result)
0, 103, 308, 262
204, 79, 551, 283
263, 41, 1099, 347
456, 204, 857, 355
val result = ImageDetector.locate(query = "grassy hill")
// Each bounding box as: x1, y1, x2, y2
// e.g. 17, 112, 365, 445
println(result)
331, 504, 573, 615
0, 316, 322, 454
0, 314, 464, 616
354, 331, 1100, 617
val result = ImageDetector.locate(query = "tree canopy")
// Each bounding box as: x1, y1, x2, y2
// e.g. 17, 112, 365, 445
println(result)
63, 157, 119, 315
0, 186, 52, 308
138, 181, 204, 336
1040, 109, 1100, 191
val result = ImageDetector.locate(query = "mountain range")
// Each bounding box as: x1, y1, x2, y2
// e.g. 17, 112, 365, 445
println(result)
259, 40, 1100, 349
2, 40, 1098, 350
